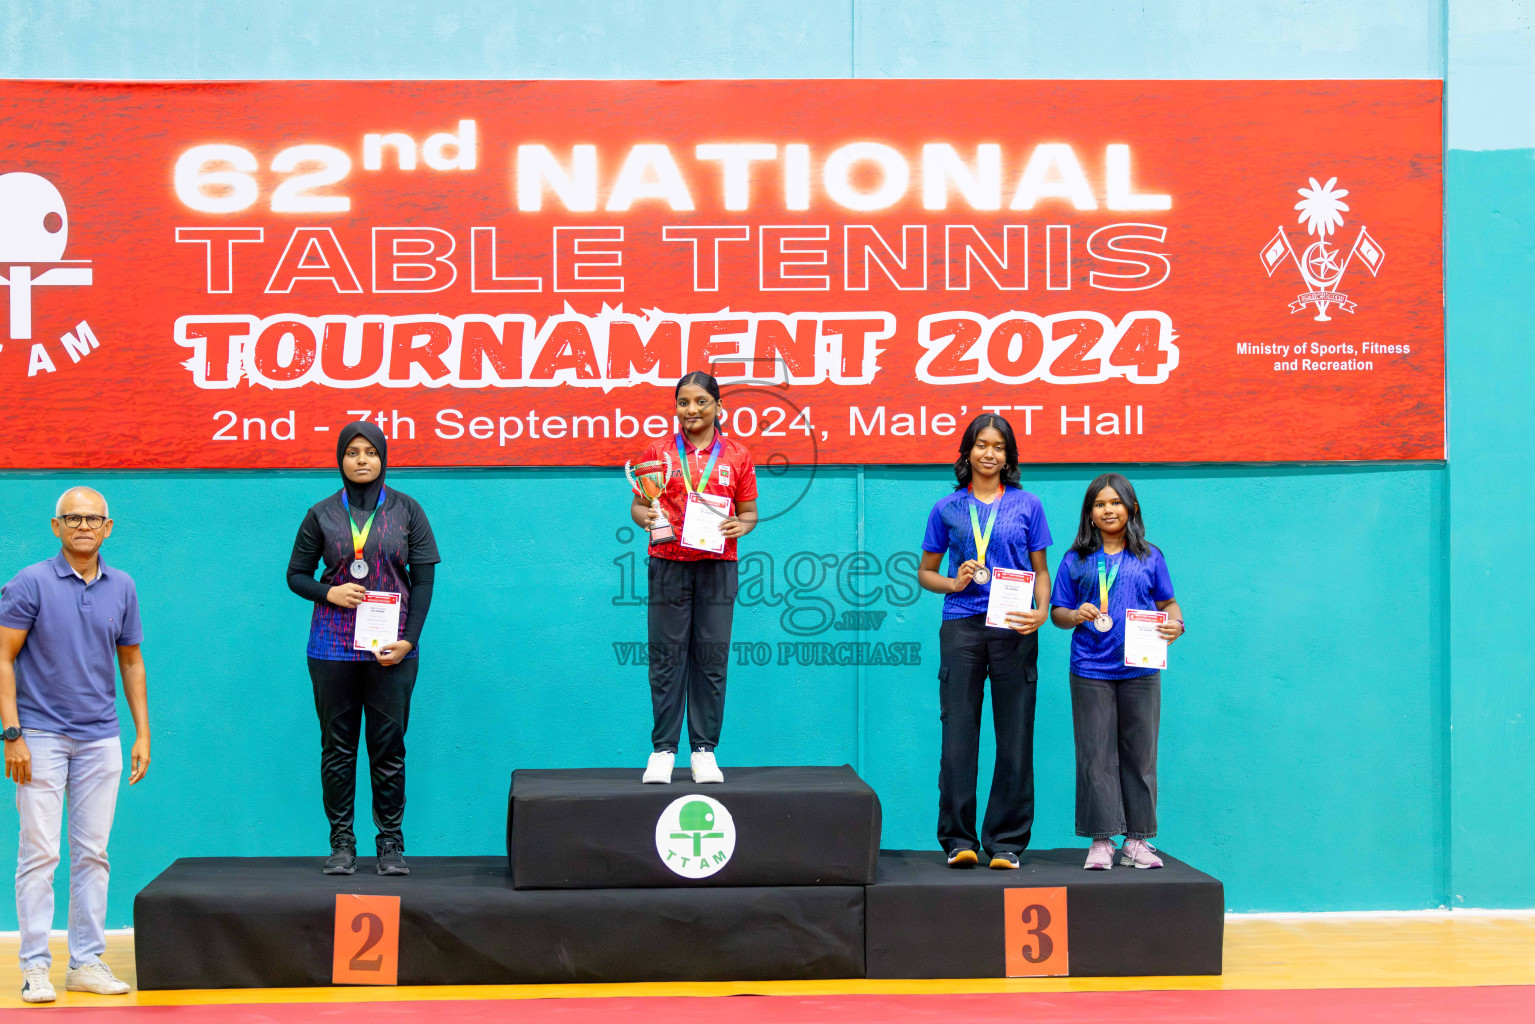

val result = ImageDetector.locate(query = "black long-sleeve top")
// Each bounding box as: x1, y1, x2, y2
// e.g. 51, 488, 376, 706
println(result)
286, 488, 440, 651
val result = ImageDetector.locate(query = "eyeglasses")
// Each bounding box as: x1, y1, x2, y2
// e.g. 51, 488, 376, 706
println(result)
58, 514, 106, 529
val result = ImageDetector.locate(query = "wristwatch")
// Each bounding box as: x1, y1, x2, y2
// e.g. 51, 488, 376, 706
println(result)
2, 726, 20, 742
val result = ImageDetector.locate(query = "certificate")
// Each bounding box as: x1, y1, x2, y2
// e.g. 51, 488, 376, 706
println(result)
1123, 609, 1168, 669
984, 567, 1036, 629
353, 590, 402, 652
680, 492, 732, 553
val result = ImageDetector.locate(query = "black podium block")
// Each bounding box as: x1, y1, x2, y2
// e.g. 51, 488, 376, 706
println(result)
508, 765, 881, 889
134, 857, 864, 989
865, 849, 1223, 978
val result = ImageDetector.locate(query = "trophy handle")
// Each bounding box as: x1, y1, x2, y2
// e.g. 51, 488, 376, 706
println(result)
623, 460, 642, 496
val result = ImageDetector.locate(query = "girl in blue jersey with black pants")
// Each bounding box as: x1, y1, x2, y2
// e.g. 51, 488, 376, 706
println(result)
1050, 473, 1184, 870
918, 414, 1053, 870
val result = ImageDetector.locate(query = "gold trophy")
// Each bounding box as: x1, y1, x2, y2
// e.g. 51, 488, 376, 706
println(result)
625, 453, 677, 544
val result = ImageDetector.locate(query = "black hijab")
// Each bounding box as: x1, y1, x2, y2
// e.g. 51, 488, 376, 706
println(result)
337, 420, 388, 515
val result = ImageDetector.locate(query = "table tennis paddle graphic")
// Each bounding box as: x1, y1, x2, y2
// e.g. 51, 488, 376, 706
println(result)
0, 171, 93, 345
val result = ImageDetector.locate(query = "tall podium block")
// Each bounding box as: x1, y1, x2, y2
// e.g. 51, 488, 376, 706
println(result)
508, 765, 881, 889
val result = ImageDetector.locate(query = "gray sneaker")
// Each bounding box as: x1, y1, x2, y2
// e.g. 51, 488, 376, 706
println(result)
21, 963, 55, 1003
65, 960, 129, 995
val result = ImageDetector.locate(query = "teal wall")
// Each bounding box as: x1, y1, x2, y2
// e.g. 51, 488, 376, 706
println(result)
0, 0, 1527, 925
1446, 149, 1535, 906
1444, 1, 1535, 909
0, 464, 1451, 921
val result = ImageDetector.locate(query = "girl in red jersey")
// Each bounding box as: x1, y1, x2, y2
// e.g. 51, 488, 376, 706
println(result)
628, 372, 758, 784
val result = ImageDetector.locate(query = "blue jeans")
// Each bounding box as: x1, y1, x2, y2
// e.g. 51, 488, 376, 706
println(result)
1070, 673, 1160, 840
14, 729, 122, 969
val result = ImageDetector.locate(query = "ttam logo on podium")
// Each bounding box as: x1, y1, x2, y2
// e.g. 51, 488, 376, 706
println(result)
655, 795, 736, 879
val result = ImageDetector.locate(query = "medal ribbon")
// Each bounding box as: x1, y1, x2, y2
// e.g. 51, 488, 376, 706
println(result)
676, 434, 723, 495
1097, 553, 1120, 610
967, 484, 1003, 567
341, 487, 386, 562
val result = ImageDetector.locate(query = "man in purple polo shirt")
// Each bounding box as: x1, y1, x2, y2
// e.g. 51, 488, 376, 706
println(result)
0, 487, 151, 1003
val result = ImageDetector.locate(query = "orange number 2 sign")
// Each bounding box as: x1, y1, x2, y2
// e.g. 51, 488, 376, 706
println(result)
333, 894, 401, 985
1003, 887, 1069, 977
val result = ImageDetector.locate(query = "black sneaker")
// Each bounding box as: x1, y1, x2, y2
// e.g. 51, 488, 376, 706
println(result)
376, 839, 409, 876
323, 846, 357, 875
946, 847, 979, 868
989, 851, 1021, 870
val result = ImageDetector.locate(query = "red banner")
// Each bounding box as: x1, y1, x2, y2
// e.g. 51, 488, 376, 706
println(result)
0, 80, 1442, 468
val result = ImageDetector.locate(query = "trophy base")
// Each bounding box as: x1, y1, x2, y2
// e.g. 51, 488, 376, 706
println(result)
649, 522, 676, 544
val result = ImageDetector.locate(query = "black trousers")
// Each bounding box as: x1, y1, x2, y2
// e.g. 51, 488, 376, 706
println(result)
308, 656, 418, 851
937, 614, 1038, 856
647, 557, 737, 753
1070, 672, 1160, 840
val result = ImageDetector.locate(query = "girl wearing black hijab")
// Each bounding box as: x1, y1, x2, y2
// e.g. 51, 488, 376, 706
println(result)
287, 422, 440, 876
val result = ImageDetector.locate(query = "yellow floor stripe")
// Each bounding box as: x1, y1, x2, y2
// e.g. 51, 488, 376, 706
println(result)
4, 914, 1534, 1009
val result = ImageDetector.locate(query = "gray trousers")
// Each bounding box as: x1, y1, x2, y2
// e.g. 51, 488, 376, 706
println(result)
1070, 672, 1160, 840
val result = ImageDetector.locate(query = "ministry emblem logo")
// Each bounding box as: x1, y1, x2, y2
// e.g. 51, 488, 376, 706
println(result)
1260, 176, 1385, 322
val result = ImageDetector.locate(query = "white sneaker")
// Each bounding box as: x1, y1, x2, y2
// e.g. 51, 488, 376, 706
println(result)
20, 963, 55, 1003
65, 960, 130, 995
642, 750, 675, 784
690, 749, 724, 784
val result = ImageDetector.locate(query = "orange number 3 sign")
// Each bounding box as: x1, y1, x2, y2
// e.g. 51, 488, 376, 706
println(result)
1003, 886, 1069, 977
333, 894, 401, 985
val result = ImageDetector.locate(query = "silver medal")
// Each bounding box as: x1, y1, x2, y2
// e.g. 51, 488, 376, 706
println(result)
350, 559, 368, 579
1093, 613, 1113, 633
973, 567, 991, 585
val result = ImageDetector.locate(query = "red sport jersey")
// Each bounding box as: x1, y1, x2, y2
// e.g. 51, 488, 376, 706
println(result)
636, 432, 758, 562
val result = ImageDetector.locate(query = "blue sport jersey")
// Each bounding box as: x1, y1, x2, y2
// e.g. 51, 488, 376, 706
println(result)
0, 553, 143, 740
1050, 546, 1175, 679
921, 486, 1053, 620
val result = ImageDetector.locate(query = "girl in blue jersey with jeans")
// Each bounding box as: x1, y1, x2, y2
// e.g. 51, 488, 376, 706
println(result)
1050, 473, 1184, 870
